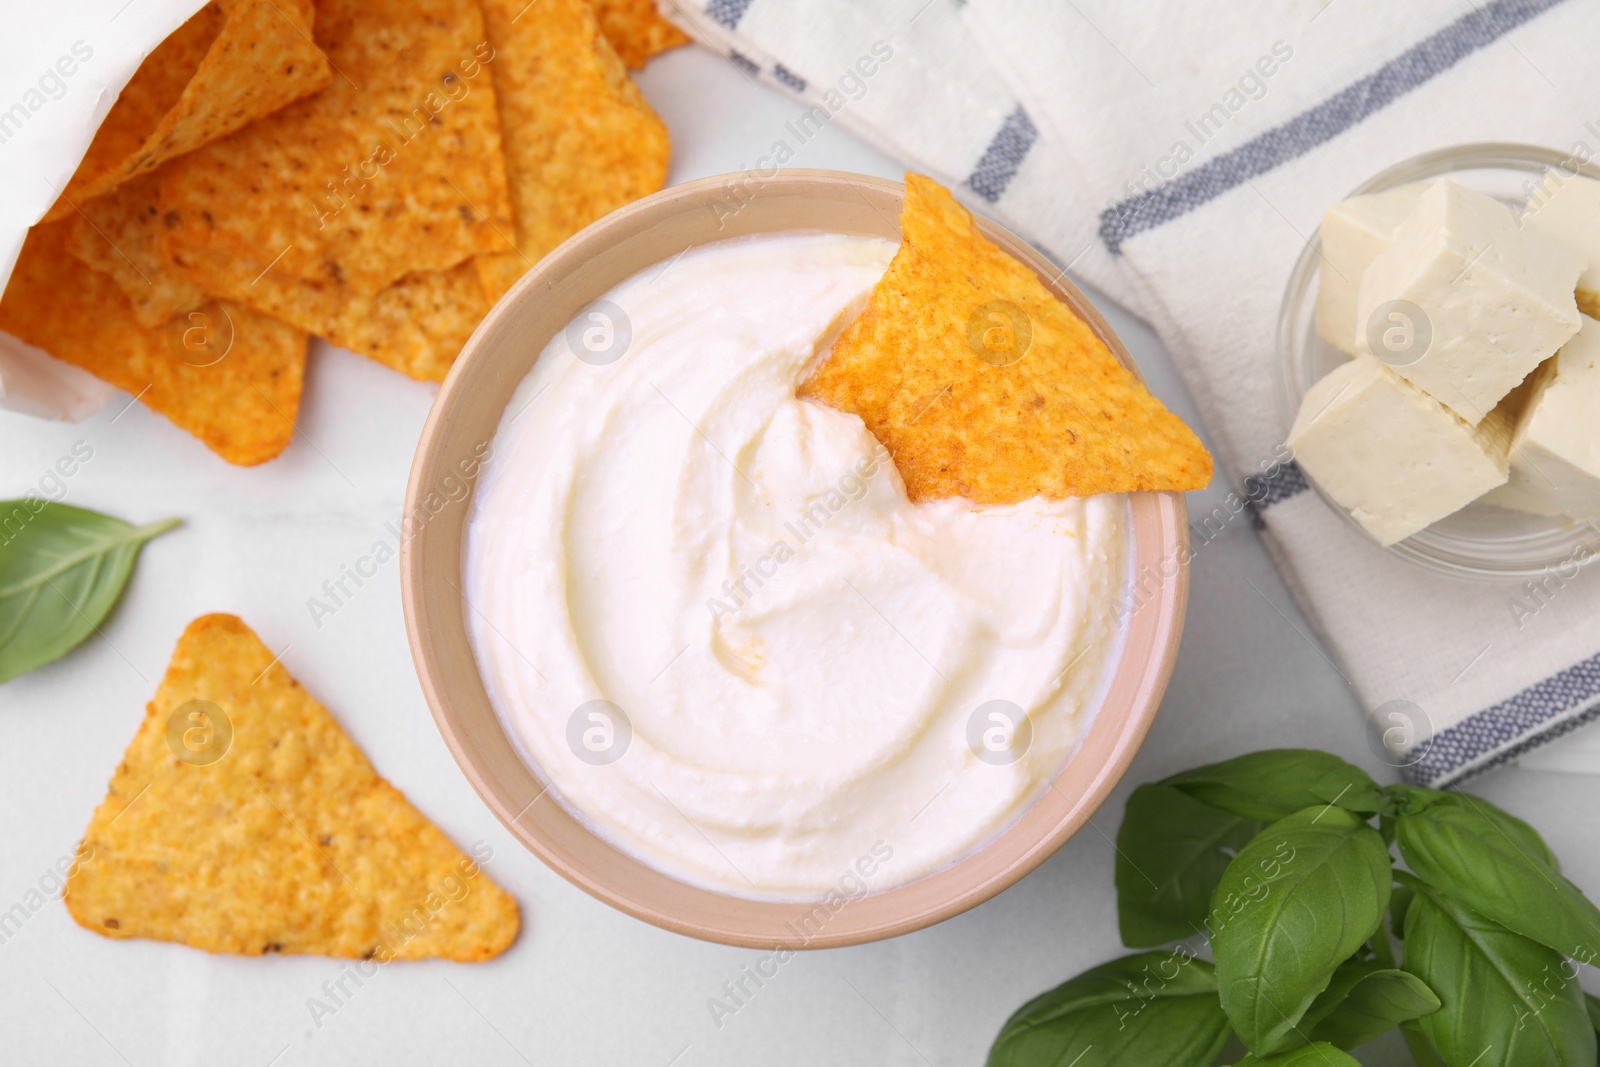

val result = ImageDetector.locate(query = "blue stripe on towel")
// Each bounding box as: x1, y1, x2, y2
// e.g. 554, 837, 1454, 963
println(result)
773, 64, 807, 92
1244, 459, 1308, 509
707, 0, 755, 29
967, 107, 1039, 203
728, 51, 760, 78
1407, 649, 1600, 787
1239, 457, 1600, 786
1097, 0, 1573, 253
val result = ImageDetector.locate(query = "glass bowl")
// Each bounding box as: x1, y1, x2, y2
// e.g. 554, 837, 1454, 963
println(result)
1277, 143, 1600, 581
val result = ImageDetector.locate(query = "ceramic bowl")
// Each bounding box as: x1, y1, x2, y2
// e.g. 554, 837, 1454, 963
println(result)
401, 170, 1190, 947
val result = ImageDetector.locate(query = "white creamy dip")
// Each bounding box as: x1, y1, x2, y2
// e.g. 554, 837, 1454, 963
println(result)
465, 232, 1127, 899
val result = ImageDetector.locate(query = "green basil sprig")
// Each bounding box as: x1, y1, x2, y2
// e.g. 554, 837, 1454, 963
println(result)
1162, 748, 1387, 821
1116, 784, 1262, 947
1403, 877, 1594, 1065
1232, 1043, 1362, 1067
990, 749, 1600, 1067
1395, 791, 1600, 961
1389, 787, 1558, 869
1210, 806, 1391, 1054
1298, 959, 1439, 1050
986, 951, 1230, 1067
0, 501, 178, 684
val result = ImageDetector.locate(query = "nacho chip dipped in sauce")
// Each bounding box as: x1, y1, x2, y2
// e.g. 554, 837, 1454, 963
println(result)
801, 174, 1213, 502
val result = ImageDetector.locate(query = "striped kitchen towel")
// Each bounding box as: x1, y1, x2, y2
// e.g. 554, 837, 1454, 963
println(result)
666, 0, 1600, 786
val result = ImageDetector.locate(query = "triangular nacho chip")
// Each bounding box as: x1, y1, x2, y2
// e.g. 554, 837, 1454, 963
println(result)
156, 0, 514, 298
65, 614, 519, 962
69, 172, 209, 328
0, 221, 305, 466
44, 0, 330, 222
799, 174, 1212, 502
235, 260, 489, 382
64, 167, 486, 379
69, 162, 484, 381
475, 0, 671, 301
592, 0, 691, 70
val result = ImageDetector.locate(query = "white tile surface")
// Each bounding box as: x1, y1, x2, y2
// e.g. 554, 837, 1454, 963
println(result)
1, 43, 1594, 1067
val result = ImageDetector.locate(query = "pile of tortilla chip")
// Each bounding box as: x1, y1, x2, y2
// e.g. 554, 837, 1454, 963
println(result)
1, 0, 676, 466
66, 613, 520, 961
801, 174, 1213, 501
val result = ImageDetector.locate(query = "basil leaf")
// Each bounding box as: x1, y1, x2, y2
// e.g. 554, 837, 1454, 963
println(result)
1231, 1044, 1361, 1067
1116, 783, 1263, 948
1585, 993, 1600, 1038
1404, 881, 1595, 1066
0, 502, 178, 684
987, 951, 1230, 1067
1163, 749, 1384, 821
1389, 879, 1414, 940
1396, 794, 1600, 960
1390, 786, 1560, 870
1298, 959, 1438, 1049
1210, 806, 1391, 1055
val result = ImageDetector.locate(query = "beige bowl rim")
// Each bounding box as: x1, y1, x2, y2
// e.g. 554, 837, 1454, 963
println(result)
400, 169, 1191, 949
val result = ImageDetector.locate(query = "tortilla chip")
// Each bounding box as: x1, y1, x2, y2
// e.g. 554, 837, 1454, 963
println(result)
157, 0, 514, 298
44, 5, 226, 222
799, 174, 1213, 501
69, 172, 208, 328
475, 0, 670, 301
592, 0, 690, 70
65, 614, 519, 962
226, 261, 488, 382
45, 0, 331, 222
72, 170, 484, 382
0, 221, 304, 466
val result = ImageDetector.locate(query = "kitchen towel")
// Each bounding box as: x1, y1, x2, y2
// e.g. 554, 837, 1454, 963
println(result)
666, 0, 1600, 786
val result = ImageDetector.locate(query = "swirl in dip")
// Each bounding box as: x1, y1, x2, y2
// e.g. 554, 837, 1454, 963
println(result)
464, 232, 1127, 899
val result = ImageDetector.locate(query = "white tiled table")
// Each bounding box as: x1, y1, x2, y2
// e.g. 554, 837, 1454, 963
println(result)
2, 44, 1594, 1067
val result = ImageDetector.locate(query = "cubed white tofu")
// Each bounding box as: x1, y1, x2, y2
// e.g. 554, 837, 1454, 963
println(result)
1522, 169, 1600, 318
1315, 183, 1429, 357
1288, 355, 1510, 546
1481, 314, 1600, 521
1356, 180, 1583, 424
1477, 364, 1562, 517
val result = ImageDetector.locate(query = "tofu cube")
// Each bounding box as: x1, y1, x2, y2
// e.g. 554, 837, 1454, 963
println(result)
1481, 314, 1600, 521
1288, 356, 1510, 546
1316, 183, 1428, 357
1522, 169, 1600, 319
1356, 180, 1583, 424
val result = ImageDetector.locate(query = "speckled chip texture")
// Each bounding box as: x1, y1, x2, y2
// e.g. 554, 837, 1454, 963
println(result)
0, 221, 305, 466
44, 0, 331, 222
800, 174, 1214, 502
591, 0, 691, 70
475, 0, 671, 302
65, 615, 520, 962
156, 0, 514, 298
76, 162, 488, 381
68, 172, 210, 329
308, 263, 490, 382
218, 261, 491, 382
